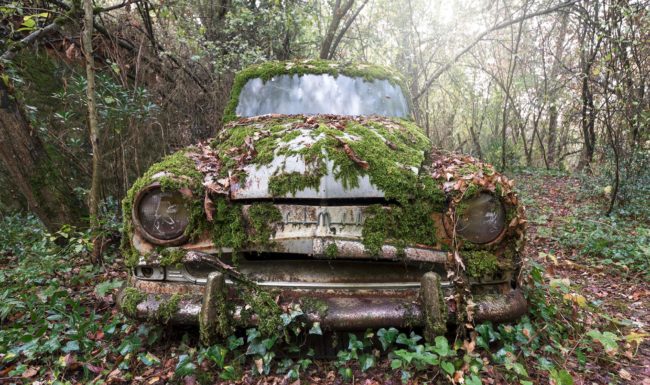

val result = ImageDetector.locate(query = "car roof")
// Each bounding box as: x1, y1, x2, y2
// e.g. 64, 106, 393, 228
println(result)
223, 60, 408, 123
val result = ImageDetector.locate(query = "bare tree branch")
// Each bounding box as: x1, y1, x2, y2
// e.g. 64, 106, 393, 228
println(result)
413, 0, 577, 101
0, 22, 61, 62
328, 0, 370, 60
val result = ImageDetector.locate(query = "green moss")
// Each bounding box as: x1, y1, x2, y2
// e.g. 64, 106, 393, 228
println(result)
156, 294, 181, 324
361, 197, 441, 256
301, 298, 329, 317
159, 248, 186, 267
268, 171, 323, 197
121, 287, 146, 317
280, 129, 302, 143
223, 60, 409, 122
213, 289, 232, 339
211, 197, 246, 259
209, 115, 433, 203
325, 243, 338, 258
247, 203, 282, 248
344, 120, 428, 204
240, 287, 282, 337
362, 205, 389, 256
464, 251, 499, 278
458, 163, 481, 176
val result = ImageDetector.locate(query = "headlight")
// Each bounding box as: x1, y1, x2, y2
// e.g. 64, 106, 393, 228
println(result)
455, 192, 506, 244
134, 186, 190, 244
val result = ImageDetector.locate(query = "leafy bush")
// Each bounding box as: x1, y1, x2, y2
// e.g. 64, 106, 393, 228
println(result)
577, 149, 650, 221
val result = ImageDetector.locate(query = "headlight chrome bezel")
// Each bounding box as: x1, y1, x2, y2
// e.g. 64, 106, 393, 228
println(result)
132, 183, 192, 246
444, 191, 508, 245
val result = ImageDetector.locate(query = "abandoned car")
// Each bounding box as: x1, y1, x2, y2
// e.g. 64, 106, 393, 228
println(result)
118, 60, 527, 342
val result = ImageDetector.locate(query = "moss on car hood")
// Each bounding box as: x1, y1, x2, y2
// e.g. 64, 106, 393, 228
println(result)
210, 114, 431, 203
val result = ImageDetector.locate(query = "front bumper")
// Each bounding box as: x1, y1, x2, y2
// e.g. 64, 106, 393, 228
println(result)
117, 273, 528, 330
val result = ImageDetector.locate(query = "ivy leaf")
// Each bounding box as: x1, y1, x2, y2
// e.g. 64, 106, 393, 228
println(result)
203, 345, 227, 368
219, 365, 239, 380
465, 374, 482, 385
432, 336, 450, 356
338, 367, 353, 381
137, 352, 160, 366
587, 330, 619, 355
61, 340, 79, 353
441, 361, 455, 375
94, 279, 123, 297
377, 327, 399, 350
227, 336, 244, 351
308, 322, 322, 335
549, 368, 574, 385
174, 354, 196, 377
359, 354, 375, 372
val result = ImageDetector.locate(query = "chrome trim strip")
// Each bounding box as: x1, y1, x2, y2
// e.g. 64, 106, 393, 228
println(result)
223, 280, 452, 290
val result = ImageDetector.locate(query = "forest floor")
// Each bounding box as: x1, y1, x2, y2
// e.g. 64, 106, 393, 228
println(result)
0, 170, 648, 385
514, 171, 649, 384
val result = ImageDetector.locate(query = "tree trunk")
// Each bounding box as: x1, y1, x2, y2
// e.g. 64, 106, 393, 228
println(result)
83, 0, 103, 263
0, 81, 85, 231
546, 12, 569, 167
319, 0, 354, 59
577, 58, 597, 172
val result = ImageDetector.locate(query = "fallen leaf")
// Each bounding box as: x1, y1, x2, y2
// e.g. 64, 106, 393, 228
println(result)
254, 358, 264, 374
342, 143, 369, 170
204, 193, 214, 221
21, 367, 38, 378
618, 368, 632, 381
65, 43, 76, 59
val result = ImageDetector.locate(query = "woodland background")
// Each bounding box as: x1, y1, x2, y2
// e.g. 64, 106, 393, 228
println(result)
0, 0, 648, 384
1, 0, 648, 226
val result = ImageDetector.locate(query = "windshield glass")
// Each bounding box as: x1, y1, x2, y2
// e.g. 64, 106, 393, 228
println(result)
235, 74, 410, 118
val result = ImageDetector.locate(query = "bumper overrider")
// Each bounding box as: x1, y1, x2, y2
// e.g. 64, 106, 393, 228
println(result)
117, 249, 528, 334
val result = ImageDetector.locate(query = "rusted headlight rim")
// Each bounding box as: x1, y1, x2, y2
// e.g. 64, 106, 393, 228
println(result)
442, 190, 508, 246
132, 182, 193, 246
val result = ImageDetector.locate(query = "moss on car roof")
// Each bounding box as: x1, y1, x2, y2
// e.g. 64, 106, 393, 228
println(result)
222, 60, 409, 122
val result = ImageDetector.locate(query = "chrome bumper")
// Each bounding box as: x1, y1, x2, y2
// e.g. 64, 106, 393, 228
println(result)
117, 275, 528, 329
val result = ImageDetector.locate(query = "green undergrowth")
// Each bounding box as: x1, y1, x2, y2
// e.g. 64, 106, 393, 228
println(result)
223, 60, 409, 122
555, 204, 649, 280
170, 261, 634, 384
0, 214, 166, 383
514, 169, 649, 280
0, 214, 640, 384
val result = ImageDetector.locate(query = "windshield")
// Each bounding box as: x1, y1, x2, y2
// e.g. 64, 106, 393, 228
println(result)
235, 74, 410, 118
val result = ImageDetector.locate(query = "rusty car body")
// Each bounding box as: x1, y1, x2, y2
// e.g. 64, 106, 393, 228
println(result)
117, 60, 527, 341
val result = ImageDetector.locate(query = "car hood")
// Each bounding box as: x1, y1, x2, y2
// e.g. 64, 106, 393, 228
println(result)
201, 114, 432, 201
